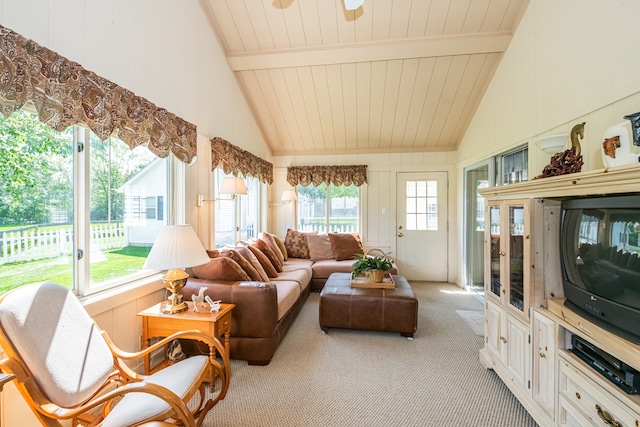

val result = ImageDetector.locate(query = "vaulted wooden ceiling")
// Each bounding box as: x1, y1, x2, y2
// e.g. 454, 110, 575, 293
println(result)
199, 0, 529, 156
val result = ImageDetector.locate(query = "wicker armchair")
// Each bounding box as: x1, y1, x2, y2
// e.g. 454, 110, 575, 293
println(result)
0, 282, 230, 427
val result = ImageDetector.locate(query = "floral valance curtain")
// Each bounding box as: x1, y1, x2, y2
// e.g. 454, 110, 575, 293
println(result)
287, 165, 367, 187
0, 25, 197, 164
210, 137, 273, 184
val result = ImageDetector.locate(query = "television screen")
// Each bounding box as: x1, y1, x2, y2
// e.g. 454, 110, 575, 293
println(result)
561, 195, 640, 344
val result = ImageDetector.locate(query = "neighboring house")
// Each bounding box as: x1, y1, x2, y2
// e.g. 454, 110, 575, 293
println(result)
118, 158, 168, 247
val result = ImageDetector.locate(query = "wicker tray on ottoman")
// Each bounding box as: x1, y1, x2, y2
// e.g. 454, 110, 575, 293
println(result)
319, 272, 418, 337
350, 273, 395, 289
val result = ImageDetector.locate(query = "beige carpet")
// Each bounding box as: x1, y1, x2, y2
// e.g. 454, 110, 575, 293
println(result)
456, 310, 485, 336
202, 282, 538, 426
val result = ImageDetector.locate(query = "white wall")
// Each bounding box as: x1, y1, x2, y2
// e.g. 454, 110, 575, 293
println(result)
455, 0, 640, 288
0, 1, 268, 424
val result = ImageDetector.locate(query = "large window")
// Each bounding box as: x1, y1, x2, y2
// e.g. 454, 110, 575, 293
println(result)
214, 169, 259, 248
296, 183, 359, 233
0, 109, 173, 296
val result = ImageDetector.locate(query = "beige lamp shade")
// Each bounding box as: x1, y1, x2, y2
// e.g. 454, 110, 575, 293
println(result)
219, 177, 247, 196
143, 224, 211, 271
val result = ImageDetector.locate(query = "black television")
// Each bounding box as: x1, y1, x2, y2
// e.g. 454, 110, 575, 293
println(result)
560, 194, 640, 345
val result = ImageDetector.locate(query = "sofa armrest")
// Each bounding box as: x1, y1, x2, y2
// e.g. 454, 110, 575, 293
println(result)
183, 279, 279, 338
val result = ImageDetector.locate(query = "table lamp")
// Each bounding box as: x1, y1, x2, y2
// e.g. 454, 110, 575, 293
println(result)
143, 224, 211, 314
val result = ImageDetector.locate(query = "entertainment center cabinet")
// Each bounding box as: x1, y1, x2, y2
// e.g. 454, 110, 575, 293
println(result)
478, 164, 640, 427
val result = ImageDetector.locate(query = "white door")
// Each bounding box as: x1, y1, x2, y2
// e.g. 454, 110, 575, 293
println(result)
396, 172, 448, 281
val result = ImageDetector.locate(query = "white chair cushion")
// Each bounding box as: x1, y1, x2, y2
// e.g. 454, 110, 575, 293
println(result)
102, 355, 208, 427
0, 282, 114, 407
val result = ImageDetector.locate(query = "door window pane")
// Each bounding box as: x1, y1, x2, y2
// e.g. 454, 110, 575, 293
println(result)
406, 180, 437, 230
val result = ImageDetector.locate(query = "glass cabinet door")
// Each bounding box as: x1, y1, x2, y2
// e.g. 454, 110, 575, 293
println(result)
508, 205, 525, 312
489, 205, 502, 298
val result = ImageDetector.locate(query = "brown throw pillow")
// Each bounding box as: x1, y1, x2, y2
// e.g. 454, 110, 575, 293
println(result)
260, 232, 284, 265
273, 234, 288, 261
306, 234, 335, 261
219, 248, 263, 281
329, 232, 365, 261
246, 245, 278, 278
206, 249, 220, 258
232, 246, 270, 282
192, 257, 251, 281
253, 239, 283, 272
284, 228, 317, 259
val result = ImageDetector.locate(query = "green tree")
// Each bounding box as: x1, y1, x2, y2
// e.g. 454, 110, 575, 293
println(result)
0, 110, 72, 225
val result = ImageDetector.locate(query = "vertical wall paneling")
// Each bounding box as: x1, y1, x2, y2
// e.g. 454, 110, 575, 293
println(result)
112, 0, 137, 91
84, 1, 113, 82
50, 0, 84, 65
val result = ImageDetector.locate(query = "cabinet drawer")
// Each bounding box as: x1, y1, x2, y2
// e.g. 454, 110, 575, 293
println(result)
215, 311, 232, 336
558, 395, 598, 427
559, 357, 640, 426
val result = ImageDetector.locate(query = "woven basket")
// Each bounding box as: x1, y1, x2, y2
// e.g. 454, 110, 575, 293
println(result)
364, 248, 389, 283
365, 269, 386, 283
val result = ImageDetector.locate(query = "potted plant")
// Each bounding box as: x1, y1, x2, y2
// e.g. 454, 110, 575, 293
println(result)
352, 251, 393, 283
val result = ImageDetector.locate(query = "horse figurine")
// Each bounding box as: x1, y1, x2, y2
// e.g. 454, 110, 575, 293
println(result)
191, 287, 207, 312
570, 121, 585, 156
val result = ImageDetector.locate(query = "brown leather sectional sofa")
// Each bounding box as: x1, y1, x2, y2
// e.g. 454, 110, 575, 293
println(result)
182, 257, 362, 365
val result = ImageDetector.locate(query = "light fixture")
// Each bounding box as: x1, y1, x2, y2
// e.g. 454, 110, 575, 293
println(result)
196, 176, 247, 207
344, 0, 365, 10
535, 134, 569, 154
143, 225, 211, 314
269, 190, 298, 207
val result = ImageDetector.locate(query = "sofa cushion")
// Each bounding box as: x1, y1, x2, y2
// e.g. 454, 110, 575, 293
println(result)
253, 238, 283, 272
307, 234, 335, 261
329, 232, 364, 261
230, 246, 270, 282
274, 268, 312, 293
192, 257, 251, 281
273, 234, 288, 261
271, 281, 301, 321
246, 245, 279, 278
219, 248, 263, 282
285, 229, 317, 259
311, 259, 357, 280
260, 232, 285, 265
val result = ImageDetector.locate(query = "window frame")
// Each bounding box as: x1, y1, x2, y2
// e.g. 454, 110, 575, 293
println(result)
75, 126, 180, 296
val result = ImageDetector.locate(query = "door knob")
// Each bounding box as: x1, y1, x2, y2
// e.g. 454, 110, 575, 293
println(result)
397, 232, 404, 237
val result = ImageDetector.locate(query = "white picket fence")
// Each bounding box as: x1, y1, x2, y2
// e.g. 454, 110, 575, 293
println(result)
299, 223, 358, 234
1, 223, 126, 265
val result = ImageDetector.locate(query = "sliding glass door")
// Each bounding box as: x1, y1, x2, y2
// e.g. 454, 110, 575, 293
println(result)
464, 161, 492, 295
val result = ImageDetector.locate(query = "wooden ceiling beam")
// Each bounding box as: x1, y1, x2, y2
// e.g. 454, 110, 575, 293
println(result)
226, 32, 512, 71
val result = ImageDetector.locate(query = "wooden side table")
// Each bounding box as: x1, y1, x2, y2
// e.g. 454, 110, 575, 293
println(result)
138, 301, 234, 390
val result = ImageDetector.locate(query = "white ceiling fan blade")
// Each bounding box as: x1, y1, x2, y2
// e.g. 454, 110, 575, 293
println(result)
343, 0, 365, 11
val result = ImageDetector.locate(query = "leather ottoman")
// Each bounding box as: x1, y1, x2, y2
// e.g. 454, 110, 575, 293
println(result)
319, 272, 418, 337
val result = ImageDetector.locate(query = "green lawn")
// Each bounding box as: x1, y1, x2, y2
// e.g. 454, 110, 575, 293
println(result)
0, 246, 151, 294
